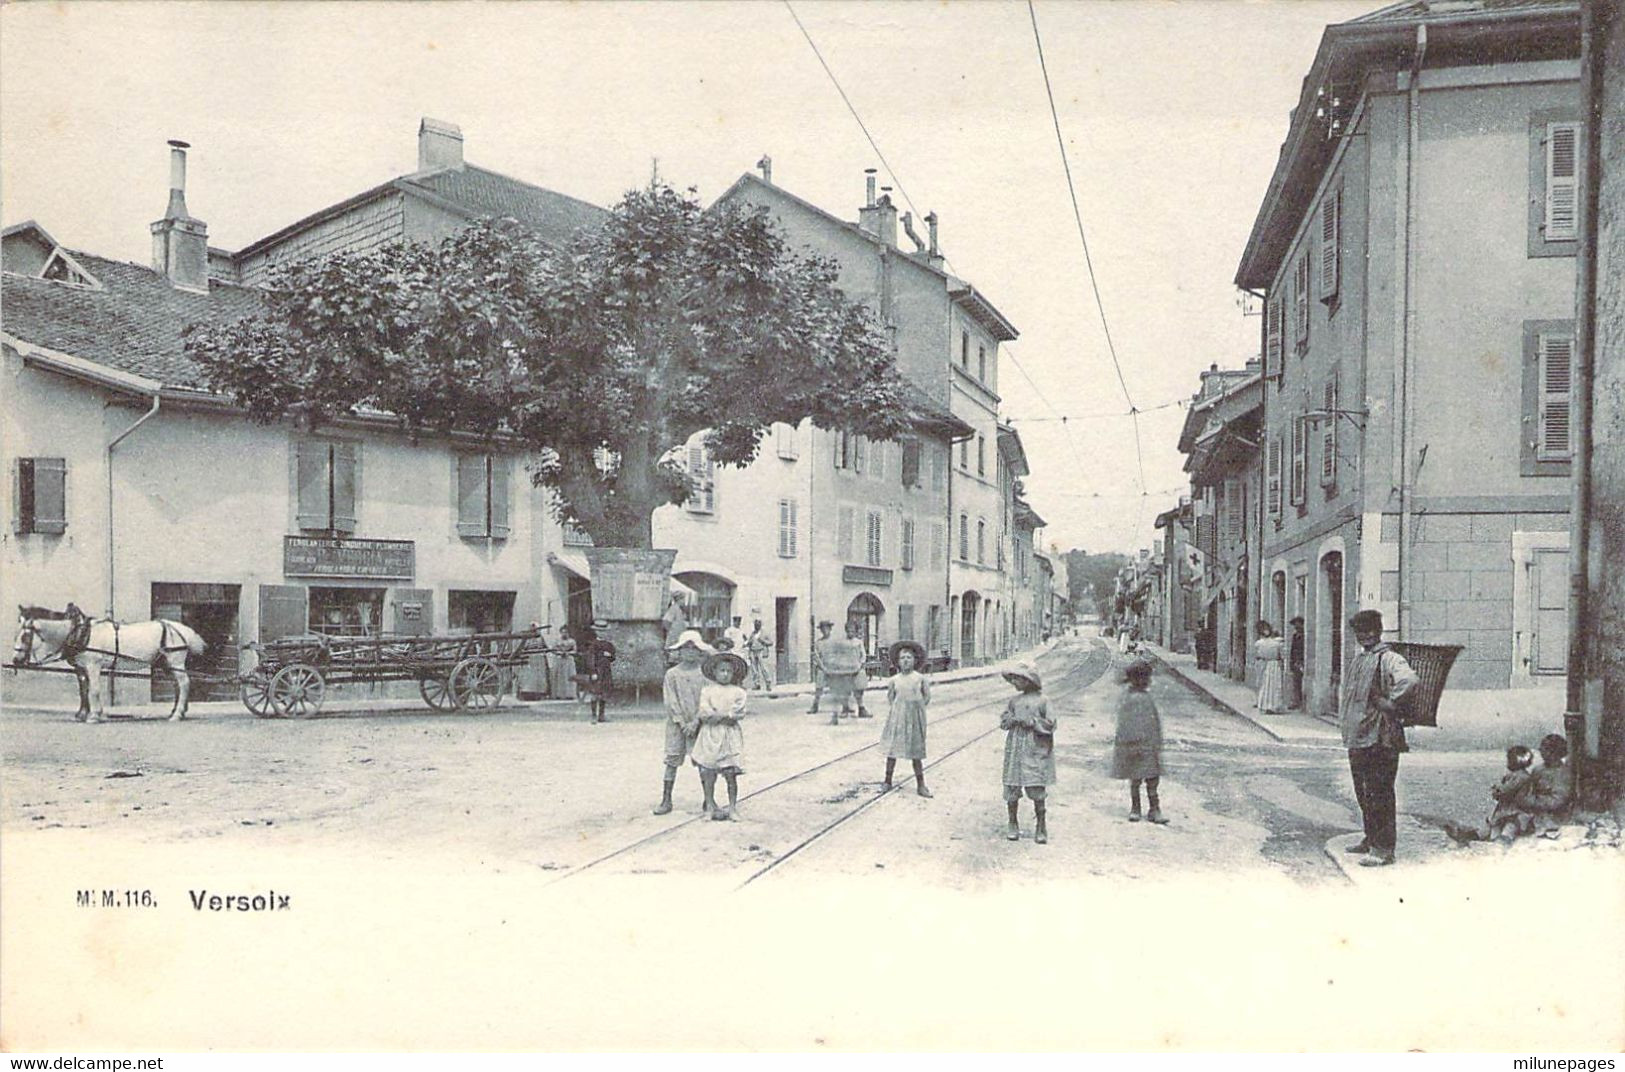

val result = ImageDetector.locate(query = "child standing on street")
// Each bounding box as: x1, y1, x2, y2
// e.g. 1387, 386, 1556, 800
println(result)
1000, 661, 1055, 844
655, 630, 712, 816
693, 651, 749, 821
1112, 659, 1168, 824
881, 641, 932, 797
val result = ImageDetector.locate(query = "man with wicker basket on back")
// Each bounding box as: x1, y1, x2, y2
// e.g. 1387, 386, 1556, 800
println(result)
1340, 609, 1420, 867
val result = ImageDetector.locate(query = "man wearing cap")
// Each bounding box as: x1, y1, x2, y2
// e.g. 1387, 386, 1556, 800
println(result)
1340, 609, 1419, 867
807, 620, 834, 714
582, 618, 617, 723
655, 630, 712, 815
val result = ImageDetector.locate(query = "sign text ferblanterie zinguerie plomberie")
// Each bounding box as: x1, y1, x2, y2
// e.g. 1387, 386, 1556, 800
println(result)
284, 536, 415, 579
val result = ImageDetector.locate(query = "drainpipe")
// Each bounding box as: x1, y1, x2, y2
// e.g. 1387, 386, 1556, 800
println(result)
107, 391, 161, 704
1564, 0, 1605, 795
1397, 24, 1426, 640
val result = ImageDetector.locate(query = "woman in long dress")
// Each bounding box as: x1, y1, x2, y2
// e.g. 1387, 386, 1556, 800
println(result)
1254, 620, 1286, 714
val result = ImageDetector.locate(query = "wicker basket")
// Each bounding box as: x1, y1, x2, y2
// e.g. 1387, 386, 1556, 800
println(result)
1389, 642, 1464, 728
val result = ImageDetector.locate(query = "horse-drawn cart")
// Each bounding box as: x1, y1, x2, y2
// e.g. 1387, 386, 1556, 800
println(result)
240, 629, 553, 719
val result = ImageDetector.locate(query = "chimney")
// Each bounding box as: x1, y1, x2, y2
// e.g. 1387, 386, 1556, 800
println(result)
900, 211, 926, 253
864, 167, 877, 207
756, 154, 773, 184
925, 211, 943, 267
860, 184, 898, 248
149, 140, 208, 292
418, 117, 464, 171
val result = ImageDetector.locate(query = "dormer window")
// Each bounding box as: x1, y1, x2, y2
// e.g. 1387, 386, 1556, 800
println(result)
39, 250, 100, 289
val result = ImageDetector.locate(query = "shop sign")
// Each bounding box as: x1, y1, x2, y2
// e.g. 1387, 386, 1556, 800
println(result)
284, 536, 415, 580
842, 565, 893, 587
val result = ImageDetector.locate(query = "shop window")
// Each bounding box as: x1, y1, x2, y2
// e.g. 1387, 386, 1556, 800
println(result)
11, 457, 66, 535
308, 586, 384, 637
449, 590, 516, 635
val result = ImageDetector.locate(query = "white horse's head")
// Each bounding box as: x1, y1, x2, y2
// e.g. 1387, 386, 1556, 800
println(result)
12, 606, 66, 668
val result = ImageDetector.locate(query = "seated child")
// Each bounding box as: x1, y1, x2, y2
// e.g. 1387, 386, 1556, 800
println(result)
1485, 745, 1537, 841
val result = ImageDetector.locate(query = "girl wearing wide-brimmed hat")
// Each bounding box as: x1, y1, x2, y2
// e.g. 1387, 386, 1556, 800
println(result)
693, 651, 749, 820
655, 630, 713, 816
1000, 661, 1055, 843
881, 640, 933, 796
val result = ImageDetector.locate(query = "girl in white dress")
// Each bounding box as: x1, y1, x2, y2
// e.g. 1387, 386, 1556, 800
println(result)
881, 641, 932, 797
693, 652, 748, 820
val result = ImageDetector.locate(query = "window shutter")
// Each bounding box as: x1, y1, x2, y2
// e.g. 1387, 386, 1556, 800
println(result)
871, 441, 885, 482
1265, 297, 1283, 376
295, 440, 329, 530
686, 444, 715, 512
30, 457, 67, 535
959, 439, 968, 470
10, 458, 26, 534
898, 604, 915, 641
1267, 434, 1283, 517
490, 454, 513, 538
331, 442, 358, 533
833, 432, 848, 470
866, 511, 883, 567
976, 519, 986, 563
853, 436, 866, 474
976, 435, 985, 476
958, 514, 969, 560
1225, 480, 1243, 544
1320, 379, 1339, 486
1319, 189, 1340, 301
837, 505, 855, 560
775, 422, 799, 460
931, 522, 944, 569
930, 448, 944, 491
457, 453, 487, 536
1290, 415, 1308, 505
1538, 333, 1574, 460
1294, 256, 1311, 346
901, 518, 915, 570
778, 498, 798, 557
1545, 122, 1579, 242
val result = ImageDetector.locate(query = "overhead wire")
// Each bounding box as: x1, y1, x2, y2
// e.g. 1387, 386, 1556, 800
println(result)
1026, 0, 1147, 498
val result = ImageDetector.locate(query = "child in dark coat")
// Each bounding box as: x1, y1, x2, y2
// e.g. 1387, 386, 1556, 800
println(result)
1112, 659, 1168, 824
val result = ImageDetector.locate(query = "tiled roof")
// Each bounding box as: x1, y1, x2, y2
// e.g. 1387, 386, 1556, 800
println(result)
1, 252, 263, 388
1347, 0, 1573, 24
399, 165, 608, 243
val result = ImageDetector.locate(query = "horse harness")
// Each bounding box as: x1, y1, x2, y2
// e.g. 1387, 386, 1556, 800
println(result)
37, 610, 190, 667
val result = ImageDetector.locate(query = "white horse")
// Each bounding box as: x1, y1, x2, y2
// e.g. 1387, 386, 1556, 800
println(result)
12, 606, 207, 722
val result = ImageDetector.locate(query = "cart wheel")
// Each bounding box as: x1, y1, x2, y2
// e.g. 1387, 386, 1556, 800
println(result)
240, 671, 274, 718
269, 663, 326, 719
419, 674, 454, 711
449, 657, 504, 711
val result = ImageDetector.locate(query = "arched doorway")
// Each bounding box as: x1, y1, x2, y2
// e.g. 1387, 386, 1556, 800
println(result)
961, 591, 981, 663
675, 571, 735, 646
846, 593, 884, 659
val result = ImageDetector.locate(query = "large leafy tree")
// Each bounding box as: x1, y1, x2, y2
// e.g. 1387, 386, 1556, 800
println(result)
187, 181, 915, 548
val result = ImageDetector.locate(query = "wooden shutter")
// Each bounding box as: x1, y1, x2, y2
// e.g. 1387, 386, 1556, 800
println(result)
10, 458, 27, 534
901, 518, 915, 570
1319, 189, 1340, 301
1545, 122, 1579, 242
258, 584, 309, 642
853, 436, 866, 474
976, 519, 985, 563
1267, 434, 1283, 518
778, 498, 797, 557
837, 505, 855, 560
489, 454, 512, 538
331, 441, 358, 533
931, 522, 944, 569
1265, 297, 1283, 376
686, 444, 714, 512
1538, 333, 1574, 460
898, 604, 915, 641
866, 511, 882, 566
1531, 548, 1569, 674
976, 435, 985, 476
295, 439, 329, 530
1294, 256, 1310, 345
457, 453, 487, 536
390, 587, 434, 636
932, 448, 946, 491
32, 457, 66, 534
775, 422, 798, 460
1320, 379, 1339, 486
1290, 415, 1308, 505
833, 431, 848, 470
958, 514, 969, 560
1225, 480, 1243, 544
